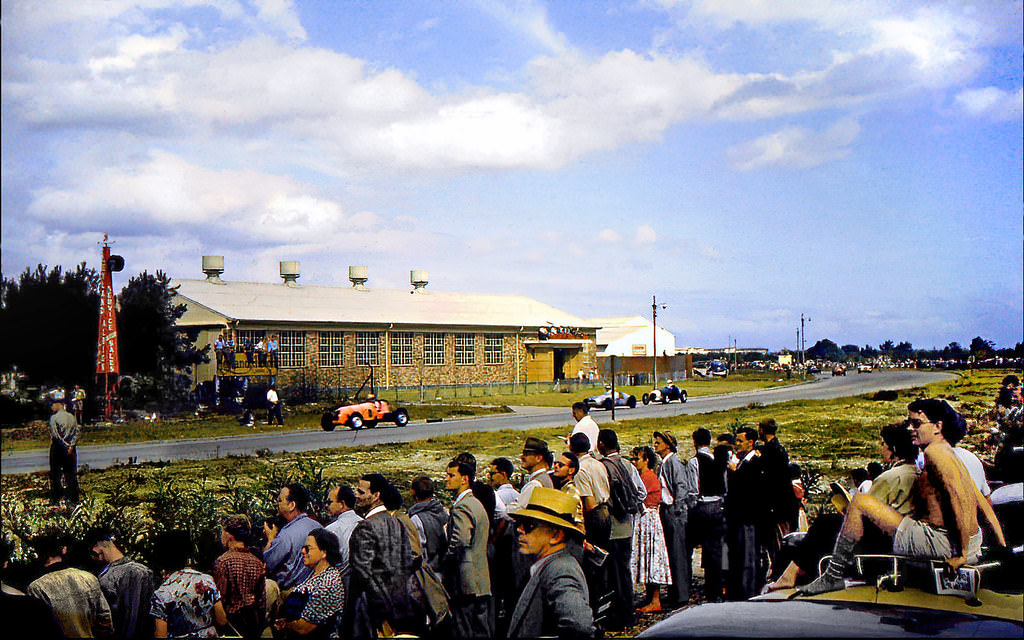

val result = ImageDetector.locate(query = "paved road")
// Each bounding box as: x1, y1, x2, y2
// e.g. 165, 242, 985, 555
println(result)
1, 370, 954, 475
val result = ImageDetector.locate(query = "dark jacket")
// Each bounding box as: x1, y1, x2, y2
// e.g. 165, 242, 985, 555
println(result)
726, 453, 765, 526
760, 437, 796, 527
507, 548, 593, 638
346, 510, 417, 636
407, 499, 448, 575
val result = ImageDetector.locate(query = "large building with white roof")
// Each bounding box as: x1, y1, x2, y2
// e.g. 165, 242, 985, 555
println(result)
588, 316, 677, 358
173, 257, 598, 389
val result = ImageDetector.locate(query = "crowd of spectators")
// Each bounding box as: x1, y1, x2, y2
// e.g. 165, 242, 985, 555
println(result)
3, 382, 1019, 638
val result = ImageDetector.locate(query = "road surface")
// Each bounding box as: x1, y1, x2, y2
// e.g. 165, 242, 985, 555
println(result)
1, 370, 953, 474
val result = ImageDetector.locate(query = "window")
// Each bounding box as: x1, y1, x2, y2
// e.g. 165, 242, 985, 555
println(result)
390, 332, 413, 366
236, 329, 266, 348
279, 330, 306, 368
423, 333, 445, 365
484, 334, 504, 365
356, 332, 380, 366
454, 333, 476, 365
319, 331, 344, 367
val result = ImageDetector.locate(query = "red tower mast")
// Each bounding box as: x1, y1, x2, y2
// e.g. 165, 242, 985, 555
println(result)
96, 234, 121, 421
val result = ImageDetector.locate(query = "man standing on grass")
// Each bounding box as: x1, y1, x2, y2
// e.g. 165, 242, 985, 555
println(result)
48, 400, 80, 507
325, 485, 362, 592
569, 402, 599, 452
346, 474, 417, 638
444, 458, 493, 638
726, 427, 764, 600
266, 385, 284, 425
264, 483, 321, 592
798, 399, 1006, 596
654, 430, 697, 606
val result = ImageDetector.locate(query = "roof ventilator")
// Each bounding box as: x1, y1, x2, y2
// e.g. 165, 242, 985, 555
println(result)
280, 261, 301, 287
410, 269, 429, 294
202, 256, 225, 284
349, 265, 369, 291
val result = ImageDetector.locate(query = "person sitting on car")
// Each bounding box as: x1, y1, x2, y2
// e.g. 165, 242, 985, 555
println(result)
797, 400, 1007, 597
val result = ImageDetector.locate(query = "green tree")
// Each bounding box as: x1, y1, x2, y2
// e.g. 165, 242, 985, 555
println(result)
941, 342, 964, 359
117, 271, 208, 411
893, 341, 914, 359
968, 336, 995, 359
878, 340, 896, 355
861, 344, 878, 358
806, 338, 843, 361
0, 264, 99, 390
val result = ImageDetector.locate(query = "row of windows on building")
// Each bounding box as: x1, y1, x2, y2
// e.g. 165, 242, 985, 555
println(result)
233, 329, 506, 368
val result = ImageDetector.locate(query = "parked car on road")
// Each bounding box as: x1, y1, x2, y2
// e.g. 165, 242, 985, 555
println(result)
584, 388, 637, 410
642, 382, 688, 405
858, 364, 873, 373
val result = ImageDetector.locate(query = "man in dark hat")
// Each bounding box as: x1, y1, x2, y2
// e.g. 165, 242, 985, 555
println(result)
507, 488, 594, 638
510, 437, 554, 513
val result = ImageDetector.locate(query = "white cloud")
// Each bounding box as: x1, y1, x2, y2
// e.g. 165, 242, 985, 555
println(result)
634, 225, 657, 245
88, 27, 189, 73
598, 229, 622, 243
253, 0, 307, 40
23, 150, 399, 249
727, 118, 860, 170
955, 86, 1024, 122
476, 0, 571, 56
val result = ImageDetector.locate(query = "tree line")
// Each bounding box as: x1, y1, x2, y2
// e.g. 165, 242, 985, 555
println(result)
803, 337, 1023, 363
0, 263, 207, 420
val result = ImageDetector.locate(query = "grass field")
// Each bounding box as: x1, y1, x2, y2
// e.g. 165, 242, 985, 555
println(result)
0, 371, 801, 452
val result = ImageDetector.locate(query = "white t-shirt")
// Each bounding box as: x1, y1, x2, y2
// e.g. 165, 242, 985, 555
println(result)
570, 415, 599, 452
916, 447, 991, 497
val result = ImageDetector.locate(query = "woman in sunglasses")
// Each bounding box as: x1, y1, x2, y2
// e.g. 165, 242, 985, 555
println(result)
274, 529, 344, 638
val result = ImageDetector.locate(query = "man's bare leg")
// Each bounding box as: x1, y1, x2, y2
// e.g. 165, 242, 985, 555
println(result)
796, 494, 903, 596
764, 561, 802, 592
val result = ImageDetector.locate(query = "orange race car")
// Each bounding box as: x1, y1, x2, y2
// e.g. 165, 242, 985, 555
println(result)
319, 367, 410, 431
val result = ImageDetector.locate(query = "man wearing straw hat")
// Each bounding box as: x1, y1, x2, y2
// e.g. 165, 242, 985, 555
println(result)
507, 487, 595, 638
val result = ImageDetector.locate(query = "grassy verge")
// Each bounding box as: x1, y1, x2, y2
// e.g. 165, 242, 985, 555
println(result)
0, 402, 513, 453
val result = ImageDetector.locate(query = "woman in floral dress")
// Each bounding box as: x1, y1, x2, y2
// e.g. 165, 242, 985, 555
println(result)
631, 445, 673, 613
274, 528, 345, 639
151, 531, 227, 637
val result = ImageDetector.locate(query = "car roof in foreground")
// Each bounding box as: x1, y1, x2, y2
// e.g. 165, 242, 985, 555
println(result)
638, 586, 1023, 638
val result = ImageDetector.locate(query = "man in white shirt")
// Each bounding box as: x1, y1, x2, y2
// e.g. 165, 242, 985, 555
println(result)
489, 457, 521, 508
569, 402, 599, 453
266, 386, 284, 425
324, 485, 362, 591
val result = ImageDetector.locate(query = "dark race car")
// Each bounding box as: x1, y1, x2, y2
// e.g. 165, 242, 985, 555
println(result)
583, 388, 637, 410
642, 382, 688, 405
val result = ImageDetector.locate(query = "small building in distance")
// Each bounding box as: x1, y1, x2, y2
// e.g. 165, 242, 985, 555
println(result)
172, 257, 598, 391
587, 316, 685, 380
589, 316, 677, 358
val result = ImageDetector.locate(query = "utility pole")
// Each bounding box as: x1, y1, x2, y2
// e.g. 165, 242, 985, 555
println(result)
652, 296, 665, 385
800, 313, 811, 365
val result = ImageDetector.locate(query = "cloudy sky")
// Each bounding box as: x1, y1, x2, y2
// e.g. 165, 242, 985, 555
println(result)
2, 1, 1021, 351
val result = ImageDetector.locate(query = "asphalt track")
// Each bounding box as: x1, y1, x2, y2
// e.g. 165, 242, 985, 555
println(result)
1, 370, 954, 475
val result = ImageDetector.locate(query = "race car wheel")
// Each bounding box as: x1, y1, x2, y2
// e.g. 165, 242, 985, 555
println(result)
393, 408, 409, 427
642, 393, 651, 405
320, 411, 337, 432
627, 396, 637, 409
602, 398, 613, 410
661, 394, 669, 404
681, 392, 688, 403
349, 414, 364, 430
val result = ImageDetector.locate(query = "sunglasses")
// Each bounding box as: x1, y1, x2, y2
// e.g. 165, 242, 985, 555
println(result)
518, 520, 542, 534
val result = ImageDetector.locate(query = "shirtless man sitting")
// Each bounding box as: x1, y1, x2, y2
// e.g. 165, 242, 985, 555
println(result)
798, 398, 1006, 596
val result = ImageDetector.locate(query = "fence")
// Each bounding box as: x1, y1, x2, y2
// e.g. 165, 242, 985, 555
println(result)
287, 378, 607, 405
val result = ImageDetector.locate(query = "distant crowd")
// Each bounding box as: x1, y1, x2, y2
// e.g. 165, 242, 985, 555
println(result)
4, 376, 1021, 638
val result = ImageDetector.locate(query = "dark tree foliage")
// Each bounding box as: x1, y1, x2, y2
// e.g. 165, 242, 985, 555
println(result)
893, 341, 914, 358
806, 338, 843, 361
841, 344, 861, 355
0, 264, 99, 390
969, 336, 995, 359
861, 345, 878, 358
878, 340, 896, 355
117, 271, 208, 411
941, 342, 965, 359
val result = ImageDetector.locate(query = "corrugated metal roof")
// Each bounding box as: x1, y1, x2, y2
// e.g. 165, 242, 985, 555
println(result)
171, 278, 597, 329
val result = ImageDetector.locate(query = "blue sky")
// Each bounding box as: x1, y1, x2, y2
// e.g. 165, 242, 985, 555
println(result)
2, 0, 1021, 351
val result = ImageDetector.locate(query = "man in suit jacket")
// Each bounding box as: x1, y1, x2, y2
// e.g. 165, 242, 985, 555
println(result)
654, 430, 697, 606
726, 427, 766, 600
507, 488, 594, 638
346, 473, 418, 639
444, 458, 493, 638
